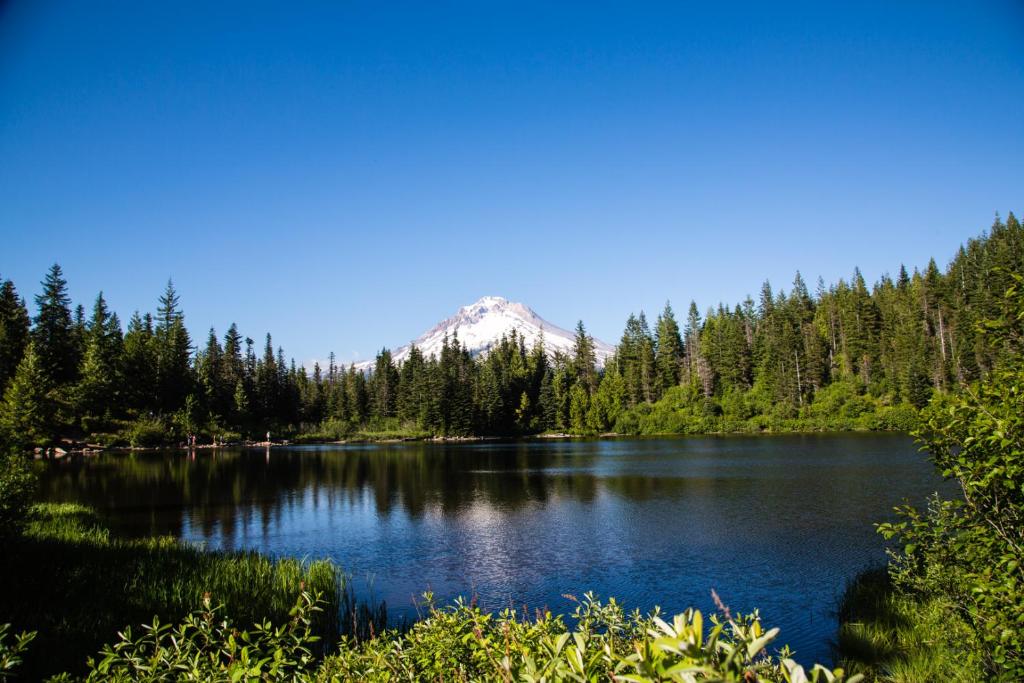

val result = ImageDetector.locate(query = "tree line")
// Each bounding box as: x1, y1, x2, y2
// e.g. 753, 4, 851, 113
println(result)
0, 213, 1020, 447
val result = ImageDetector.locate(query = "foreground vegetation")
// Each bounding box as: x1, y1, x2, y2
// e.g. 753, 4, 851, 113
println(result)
0, 502, 342, 680
835, 272, 1024, 681
0, 466, 862, 681
0, 585, 862, 683
1, 214, 1020, 448
835, 569, 983, 682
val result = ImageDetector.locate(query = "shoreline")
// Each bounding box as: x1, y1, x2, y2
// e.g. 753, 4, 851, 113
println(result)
34, 425, 902, 457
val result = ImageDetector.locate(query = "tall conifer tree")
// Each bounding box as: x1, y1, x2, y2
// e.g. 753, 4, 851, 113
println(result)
32, 264, 79, 387
0, 278, 30, 392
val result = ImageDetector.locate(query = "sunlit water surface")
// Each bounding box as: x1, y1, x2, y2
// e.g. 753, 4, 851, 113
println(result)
39, 434, 953, 665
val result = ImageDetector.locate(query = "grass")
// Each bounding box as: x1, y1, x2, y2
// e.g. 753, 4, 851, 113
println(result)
834, 568, 983, 683
0, 503, 343, 680
292, 417, 433, 443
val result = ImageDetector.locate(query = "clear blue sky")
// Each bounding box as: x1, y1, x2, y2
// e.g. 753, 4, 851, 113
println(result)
1, 1, 1021, 366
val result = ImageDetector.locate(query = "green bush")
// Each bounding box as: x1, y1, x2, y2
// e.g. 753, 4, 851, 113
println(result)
869, 404, 919, 432
806, 379, 860, 418
3, 592, 862, 682
0, 623, 35, 681
78, 592, 323, 682
840, 394, 875, 420
0, 452, 35, 537
322, 592, 862, 682
123, 416, 171, 447
609, 375, 916, 437
871, 275, 1024, 679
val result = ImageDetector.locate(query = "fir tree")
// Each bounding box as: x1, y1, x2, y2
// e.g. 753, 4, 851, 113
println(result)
32, 264, 79, 387
571, 321, 598, 393
197, 328, 225, 419
568, 382, 589, 433
370, 349, 399, 420
397, 345, 426, 426
0, 342, 55, 449
122, 312, 157, 414
73, 293, 124, 427
222, 324, 244, 394
654, 301, 683, 394
154, 280, 192, 413
0, 278, 30, 392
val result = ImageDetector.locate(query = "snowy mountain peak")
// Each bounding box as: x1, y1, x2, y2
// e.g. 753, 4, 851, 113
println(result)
462, 295, 509, 311
357, 297, 614, 369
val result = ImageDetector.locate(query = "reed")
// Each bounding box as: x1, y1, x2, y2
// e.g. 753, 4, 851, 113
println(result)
0, 503, 342, 680
834, 568, 983, 682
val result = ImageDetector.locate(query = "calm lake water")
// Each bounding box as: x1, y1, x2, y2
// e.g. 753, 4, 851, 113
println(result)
38, 434, 952, 665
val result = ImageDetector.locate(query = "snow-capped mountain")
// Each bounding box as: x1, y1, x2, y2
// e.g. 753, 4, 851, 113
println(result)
357, 296, 614, 369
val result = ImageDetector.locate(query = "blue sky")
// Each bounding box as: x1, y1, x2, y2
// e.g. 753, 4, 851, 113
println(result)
1, 1, 1021, 366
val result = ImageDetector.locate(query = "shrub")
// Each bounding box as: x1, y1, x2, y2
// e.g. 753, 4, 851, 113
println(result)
874, 275, 1024, 678
807, 379, 860, 418
840, 394, 875, 420
0, 452, 34, 537
123, 416, 170, 447
0, 623, 35, 681
80, 592, 323, 682
7, 591, 860, 682
870, 404, 919, 432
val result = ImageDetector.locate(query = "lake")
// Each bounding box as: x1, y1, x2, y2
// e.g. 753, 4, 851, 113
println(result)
37, 433, 952, 666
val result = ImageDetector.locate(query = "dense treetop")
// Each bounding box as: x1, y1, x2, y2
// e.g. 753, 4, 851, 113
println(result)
0, 213, 1020, 446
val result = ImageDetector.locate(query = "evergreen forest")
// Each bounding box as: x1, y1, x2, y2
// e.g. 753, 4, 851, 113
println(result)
1, 213, 1021, 449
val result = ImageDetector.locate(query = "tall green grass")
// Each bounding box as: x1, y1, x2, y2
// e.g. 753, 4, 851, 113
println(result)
0, 503, 342, 680
835, 569, 983, 682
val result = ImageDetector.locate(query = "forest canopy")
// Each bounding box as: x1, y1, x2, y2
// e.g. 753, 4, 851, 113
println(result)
0, 213, 1020, 447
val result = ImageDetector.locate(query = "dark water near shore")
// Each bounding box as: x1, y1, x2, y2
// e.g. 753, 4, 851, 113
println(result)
38, 433, 953, 665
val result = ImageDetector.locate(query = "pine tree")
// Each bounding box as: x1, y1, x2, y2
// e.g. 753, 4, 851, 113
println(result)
635, 313, 657, 402
616, 314, 641, 406
572, 321, 598, 393
683, 302, 704, 389
397, 345, 426, 426
568, 382, 590, 433
655, 301, 683, 395
73, 293, 124, 428
154, 281, 192, 413
255, 333, 279, 423
32, 264, 79, 387
0, 278, 30, 392
550, 360, 571, 431
345, 364, 368, 425
475, 362, 503, 433
588, 361, 625, 432
233, 379, 250, 430
122, 312, 157, 414
0, 342, 55, 449
537, 367, 557, 431
370, 349, 399, 420
222, 324, 244, 393
197, 328, 225, 419
300, 361, 325, 425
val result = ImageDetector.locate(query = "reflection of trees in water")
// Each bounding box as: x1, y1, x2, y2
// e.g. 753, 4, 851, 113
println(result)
38, 444, 628, 538
36, 440, 785, 543
37, 436, 933, 552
